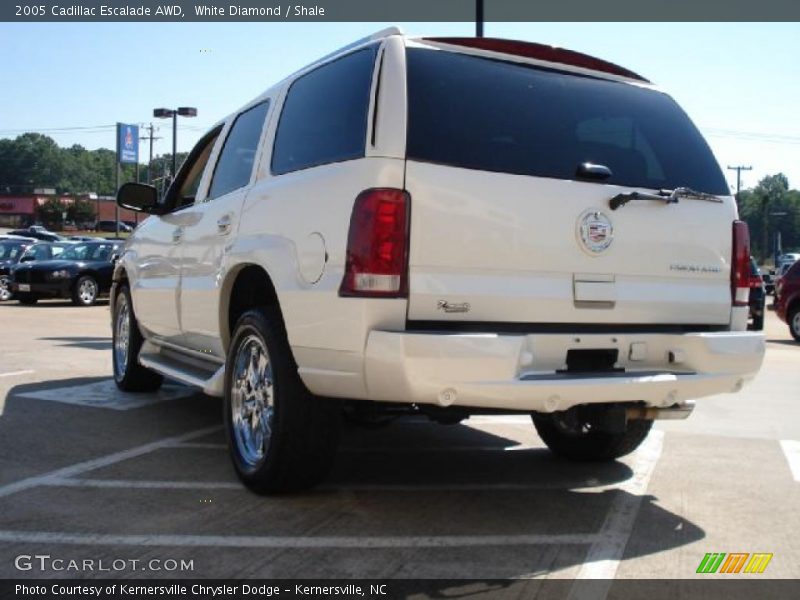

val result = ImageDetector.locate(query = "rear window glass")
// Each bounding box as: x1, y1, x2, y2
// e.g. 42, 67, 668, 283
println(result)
406, 48, 729, 195
271, 46, 377, 175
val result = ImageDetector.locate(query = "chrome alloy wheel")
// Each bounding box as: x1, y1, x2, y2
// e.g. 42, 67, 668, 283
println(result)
792, 310, 800, 338
78, 278, 97, 304
0, 275, 10, 301
113, 293, 130, 380
230, 334, 275, 467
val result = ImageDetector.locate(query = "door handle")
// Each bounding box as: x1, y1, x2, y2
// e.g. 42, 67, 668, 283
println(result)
217, 214, 232, 235
172, 227, 183, 244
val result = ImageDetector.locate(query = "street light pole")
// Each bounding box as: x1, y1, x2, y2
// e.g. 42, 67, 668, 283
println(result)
172, 112, 178, 180
153, 107, 198, 186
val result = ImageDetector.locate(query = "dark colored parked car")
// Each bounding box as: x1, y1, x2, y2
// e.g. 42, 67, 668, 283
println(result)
94, 220, 133, 233
2, 241, 71, 298
775, 260, 800, 341
8, 226, 64, 242
10, 241, 121, 306
0, 239, 36, 301
748, 257, 765, 331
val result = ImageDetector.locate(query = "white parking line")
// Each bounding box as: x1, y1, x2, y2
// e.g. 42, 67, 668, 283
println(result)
17, 380, 195, 410
173, 442, 227, 450
339, 444, 541, 454
780, 440, 800, 482
43, 478, 242, 490
0, 370, 34, 378
175, 443, 543, 453
0, 530, 598, 549
0, 426, 222, 499
40, 477, 611, 493
568, 430, 664, 598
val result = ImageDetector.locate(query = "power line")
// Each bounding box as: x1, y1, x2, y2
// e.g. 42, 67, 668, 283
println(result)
703, 128, 800, 145
0, 124, 116, 134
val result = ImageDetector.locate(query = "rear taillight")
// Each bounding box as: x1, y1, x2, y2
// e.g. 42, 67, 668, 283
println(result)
731, 220, 751, 307
339, 188, 410, 298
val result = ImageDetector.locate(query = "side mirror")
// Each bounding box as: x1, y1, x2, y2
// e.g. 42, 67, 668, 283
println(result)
20, 255, 36, 262
117, 182, 161, 214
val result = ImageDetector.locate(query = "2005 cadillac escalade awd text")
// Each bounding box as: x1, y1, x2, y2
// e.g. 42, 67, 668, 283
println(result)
112, 29, 765, 493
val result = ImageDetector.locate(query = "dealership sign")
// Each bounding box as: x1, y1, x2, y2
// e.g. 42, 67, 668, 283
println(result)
117, 122, 139, 164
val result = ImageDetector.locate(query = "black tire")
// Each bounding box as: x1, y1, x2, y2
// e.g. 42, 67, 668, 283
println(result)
224, 307, 340, 494
112, 284, 163, 392
533, 412, 653, 462
17, 293, 38, 305
789, 304, 800, 342
71, 275, 98, 306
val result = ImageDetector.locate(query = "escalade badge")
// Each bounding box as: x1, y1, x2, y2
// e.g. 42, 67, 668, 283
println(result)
577, 210, 614, 254
437, 300, 471, 314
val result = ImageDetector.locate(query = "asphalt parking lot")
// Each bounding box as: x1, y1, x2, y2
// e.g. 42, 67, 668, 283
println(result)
0, 298, 798, 586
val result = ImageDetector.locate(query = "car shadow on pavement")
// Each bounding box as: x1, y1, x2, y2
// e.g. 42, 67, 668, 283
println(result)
3, 299, 109, 308
0, 378, 705, 579
38, 336, 112, 351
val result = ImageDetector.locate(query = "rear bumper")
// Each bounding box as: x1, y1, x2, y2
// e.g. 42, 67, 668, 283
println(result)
362, 330, 765, 412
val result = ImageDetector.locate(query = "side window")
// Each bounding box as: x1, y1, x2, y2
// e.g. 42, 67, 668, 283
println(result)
163, 128, 221, 212
271, 46, 376, 175
32, 246, 49, 260
208, 100, 270, 200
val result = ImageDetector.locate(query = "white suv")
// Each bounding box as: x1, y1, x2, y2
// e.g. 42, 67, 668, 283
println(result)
113, 29, 765, 493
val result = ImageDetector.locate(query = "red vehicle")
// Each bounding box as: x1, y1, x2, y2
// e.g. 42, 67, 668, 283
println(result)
775, 261, 800, 341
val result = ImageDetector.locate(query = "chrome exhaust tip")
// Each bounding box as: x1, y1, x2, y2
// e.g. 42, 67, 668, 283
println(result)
626, 401, 695, 421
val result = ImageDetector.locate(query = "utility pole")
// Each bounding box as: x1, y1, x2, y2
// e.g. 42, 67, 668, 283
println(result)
476, 0, 484, 37
727, 165, 752, 211
140, 123, 161, 185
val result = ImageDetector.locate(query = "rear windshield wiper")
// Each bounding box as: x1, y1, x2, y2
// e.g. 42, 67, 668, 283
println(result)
609, 187, 724, 211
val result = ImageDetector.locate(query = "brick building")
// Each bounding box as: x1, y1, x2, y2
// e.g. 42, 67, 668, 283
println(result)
0, 194, 141, 229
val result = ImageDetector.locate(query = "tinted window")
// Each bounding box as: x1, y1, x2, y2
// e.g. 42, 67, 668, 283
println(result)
23, 245, 51, 261
0, 243, 23, 261
162, 128, 222, 211
406, 49, 729, 195
271, 47, 376, 175
208, 101, 270, 199
788, 262, 800, 280
60, 244, 117, 261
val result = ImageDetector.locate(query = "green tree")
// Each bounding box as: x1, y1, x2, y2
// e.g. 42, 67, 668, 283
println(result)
739, 173, 798, 262
38, 198, 66, 229
68, 199, 96, 225
0, 133, 191, 196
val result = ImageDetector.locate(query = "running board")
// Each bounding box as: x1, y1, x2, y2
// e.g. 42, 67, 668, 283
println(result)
139, 341, 226, 397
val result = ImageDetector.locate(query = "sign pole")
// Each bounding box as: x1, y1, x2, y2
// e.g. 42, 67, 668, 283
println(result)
115, 123, 120, 237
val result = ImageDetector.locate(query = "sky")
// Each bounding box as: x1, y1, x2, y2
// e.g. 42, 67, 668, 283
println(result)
1, 22, 799, 193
